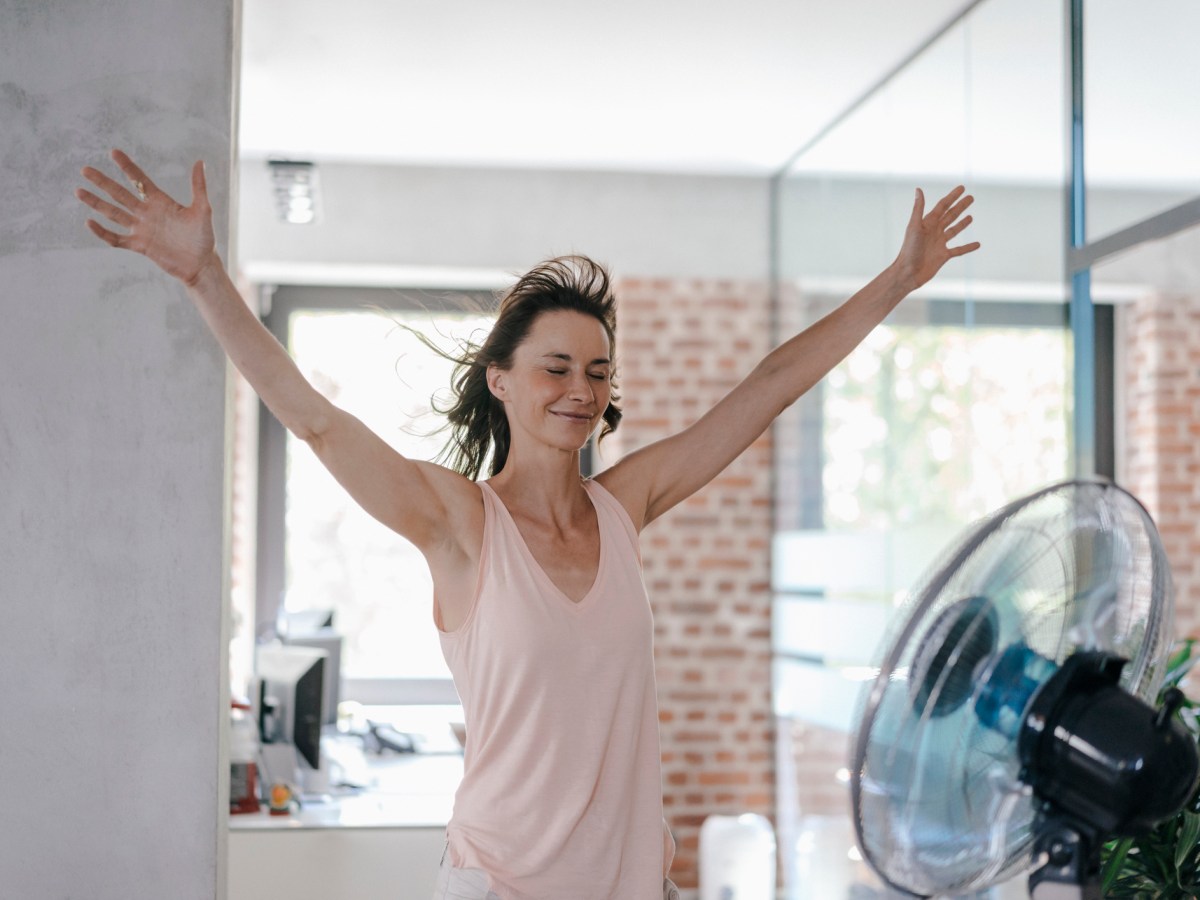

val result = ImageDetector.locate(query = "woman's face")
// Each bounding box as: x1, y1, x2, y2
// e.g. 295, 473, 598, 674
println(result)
488, 309, 613, 455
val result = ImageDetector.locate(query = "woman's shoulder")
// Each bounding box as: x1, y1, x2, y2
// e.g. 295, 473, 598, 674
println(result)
591, 466, 648, 535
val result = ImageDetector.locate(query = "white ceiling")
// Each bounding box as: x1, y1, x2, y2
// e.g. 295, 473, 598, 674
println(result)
238, 0, 974, 174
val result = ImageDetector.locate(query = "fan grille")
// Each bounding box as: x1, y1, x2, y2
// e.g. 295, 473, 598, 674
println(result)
850, 480, 1173, 896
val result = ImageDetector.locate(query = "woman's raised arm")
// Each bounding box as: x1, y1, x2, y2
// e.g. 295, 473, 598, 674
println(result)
601, 185, 980, 531
77, 150, 336, 438
75, 149, 475, 551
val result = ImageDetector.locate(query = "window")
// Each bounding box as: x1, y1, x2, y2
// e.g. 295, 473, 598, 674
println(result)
256, 286, 494, 703
819, 299, 1072, 530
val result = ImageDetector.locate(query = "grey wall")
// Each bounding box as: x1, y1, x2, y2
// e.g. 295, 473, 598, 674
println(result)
239, 160, 1189, 296
238, 160, 772, 281
1, 3, 236, 898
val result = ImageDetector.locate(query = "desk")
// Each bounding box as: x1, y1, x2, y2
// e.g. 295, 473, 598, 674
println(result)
228, 753, 462, 900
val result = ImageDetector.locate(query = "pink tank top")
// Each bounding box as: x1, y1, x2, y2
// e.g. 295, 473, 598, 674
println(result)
436, 478, 670, 899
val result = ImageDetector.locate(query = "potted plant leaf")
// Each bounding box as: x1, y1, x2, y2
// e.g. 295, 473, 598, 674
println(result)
1100, 638, 1200, 898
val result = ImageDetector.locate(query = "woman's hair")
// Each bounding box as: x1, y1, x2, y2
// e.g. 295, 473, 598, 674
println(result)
435, 254, 622, 480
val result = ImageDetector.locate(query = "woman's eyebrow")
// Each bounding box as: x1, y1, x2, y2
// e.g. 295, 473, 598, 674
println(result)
540, 352, 611, 366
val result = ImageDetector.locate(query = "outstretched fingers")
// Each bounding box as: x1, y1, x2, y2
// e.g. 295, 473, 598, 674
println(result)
897, 184, 980, 286
84, 217, 130, 249
926, 185, 968, 224
81, 164, 141, 210
78, 151, 218, 280
111, 148, 160, 198
941, 191, 978, 257
190, 159, 209, 208
909, 187, 926, 226
76, 186, 136, 229
942, 192, 974, 226
944, 215, 973, 242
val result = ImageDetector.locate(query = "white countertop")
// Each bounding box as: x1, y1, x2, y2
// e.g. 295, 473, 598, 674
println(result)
230, 750, 463, 831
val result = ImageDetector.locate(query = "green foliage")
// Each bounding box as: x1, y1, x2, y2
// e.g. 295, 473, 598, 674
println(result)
1100, 639, 1200, 898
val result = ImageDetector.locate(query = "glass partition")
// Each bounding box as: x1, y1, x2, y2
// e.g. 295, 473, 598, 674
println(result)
1083, 0, 1200, 242
771, 0, 1068, 896
1093, 219, 1200, 490
779, 0, 1065, 290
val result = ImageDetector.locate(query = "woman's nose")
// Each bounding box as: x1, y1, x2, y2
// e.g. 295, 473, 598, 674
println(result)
567, 372, 594, 402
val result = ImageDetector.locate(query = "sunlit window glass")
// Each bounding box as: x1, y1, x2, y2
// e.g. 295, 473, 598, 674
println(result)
823, 317, 1070, 530
284, 308, 494, 681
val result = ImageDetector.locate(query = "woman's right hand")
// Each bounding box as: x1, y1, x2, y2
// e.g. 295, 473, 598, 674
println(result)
76, 149, 218, 286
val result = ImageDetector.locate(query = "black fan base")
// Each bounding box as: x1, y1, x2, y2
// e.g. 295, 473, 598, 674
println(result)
1028, 815, 1102, 900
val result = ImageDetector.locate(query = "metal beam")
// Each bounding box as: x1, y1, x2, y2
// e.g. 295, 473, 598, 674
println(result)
1067, 0, 1095, 477
1069, 196, 1200, 272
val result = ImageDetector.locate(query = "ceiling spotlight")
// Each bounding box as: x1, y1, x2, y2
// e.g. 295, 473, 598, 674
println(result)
268, 160, 320, 225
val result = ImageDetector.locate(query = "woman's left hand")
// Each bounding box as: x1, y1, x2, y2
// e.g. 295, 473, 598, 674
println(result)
893, 185, 980, 292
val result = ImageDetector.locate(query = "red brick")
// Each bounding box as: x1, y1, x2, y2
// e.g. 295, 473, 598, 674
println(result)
615, 275, 774, 893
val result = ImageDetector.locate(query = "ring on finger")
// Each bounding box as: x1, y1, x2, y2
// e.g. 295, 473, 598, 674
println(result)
133, 179, 147, 201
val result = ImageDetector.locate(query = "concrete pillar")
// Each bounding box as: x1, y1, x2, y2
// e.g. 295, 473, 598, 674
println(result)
1, 2, 237, 897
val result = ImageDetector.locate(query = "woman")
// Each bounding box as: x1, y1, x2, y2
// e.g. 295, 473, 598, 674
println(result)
76, 150, 977, 900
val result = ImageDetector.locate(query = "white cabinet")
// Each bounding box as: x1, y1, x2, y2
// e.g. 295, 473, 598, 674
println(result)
228, 754, 461, 900
229, 825, 445, 900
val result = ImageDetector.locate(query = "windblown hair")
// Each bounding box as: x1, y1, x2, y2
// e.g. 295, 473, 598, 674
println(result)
435, 255, 622, 480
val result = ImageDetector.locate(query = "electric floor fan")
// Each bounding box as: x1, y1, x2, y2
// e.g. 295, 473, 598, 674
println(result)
850, 479, 1200, 898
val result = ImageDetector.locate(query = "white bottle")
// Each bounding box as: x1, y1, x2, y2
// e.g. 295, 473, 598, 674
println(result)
700, 813, 777, 899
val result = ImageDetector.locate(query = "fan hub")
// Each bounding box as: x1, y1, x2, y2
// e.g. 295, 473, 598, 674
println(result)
976, 643, 1060, 741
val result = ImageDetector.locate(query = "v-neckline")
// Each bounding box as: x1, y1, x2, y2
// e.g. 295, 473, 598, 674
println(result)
482, 480, 605, 609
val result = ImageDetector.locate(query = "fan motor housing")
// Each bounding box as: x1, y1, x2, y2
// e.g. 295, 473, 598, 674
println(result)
1018, 651, 1199, 837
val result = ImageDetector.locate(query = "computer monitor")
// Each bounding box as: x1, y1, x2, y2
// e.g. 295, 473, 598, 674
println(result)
282, 628, 342, 727
255, 642, 326, 772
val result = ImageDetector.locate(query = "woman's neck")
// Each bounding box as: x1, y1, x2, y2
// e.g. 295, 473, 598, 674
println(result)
487, 449, 588, 519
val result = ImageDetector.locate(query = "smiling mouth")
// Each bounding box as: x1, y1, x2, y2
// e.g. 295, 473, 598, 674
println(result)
552, 411, 593, 424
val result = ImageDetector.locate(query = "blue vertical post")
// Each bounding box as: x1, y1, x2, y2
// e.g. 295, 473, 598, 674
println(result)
1068, 0, 1095, 476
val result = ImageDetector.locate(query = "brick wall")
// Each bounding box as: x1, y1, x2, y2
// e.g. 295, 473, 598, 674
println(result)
1118, 291, 1200, 642
607, 276, 776, 892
